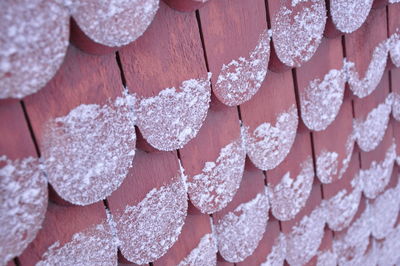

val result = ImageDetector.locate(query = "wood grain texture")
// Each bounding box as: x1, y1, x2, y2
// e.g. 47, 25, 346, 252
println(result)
119, 1, 207, 98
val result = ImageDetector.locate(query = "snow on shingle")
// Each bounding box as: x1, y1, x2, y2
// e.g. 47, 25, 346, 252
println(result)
42, 94, 136, 205
300, 66, 346, 131
177, 233, 217, 266
353, 94, 392, 152
271, 0, 326, 67
260, 233, 286, 266
69, 0, 159, 47
359, 140, 396, 199
214, 29, 270, 106
316, 250, 337, 266
369, 181, 400, 239
215, 187, 270, 263
392, 91, 400, 121
243, 104, 298, 171
389, 32, 400, 67
329, 0, 373, 33
268, 156, 314, 221
333, 203, 372, 266
116, 175, 188, 264
0, 156, 47, 265
322, 178, 362, 231
0, 0, 69, 99
187, 133, 246, 214
316, 133, 354, 184
135, 74, 211, 151
36, 222, 117, 266
377, 225, 400, 265
285, 206, 327, 265
346, 40, 389, 99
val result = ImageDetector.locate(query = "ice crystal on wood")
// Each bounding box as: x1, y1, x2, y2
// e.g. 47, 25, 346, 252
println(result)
116, 177, 188, 264
272, 0, 326, 67
285, 206, 327, 265
135, 73, 211, 151
260, 233, 286, 266
353, 94, 392, 152
215, 188, 270, 263
214, 29, 270, 106
178, 233, 217, 266
37, 223, 117, 266
0, 156, 47, 265
268, 157, 314, 221
188, 135, 246, 214
359, 140, 396, 199
346, 41, 389, 98
42, 94, 137, 205
300, 68, 346, 131
329, 0, 373, 33
243, 105, 298, 171
0, 0, 69, 99
71, 0, 159, 47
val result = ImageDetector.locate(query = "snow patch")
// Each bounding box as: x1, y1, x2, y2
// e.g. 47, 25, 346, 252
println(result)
177, 233, 217, 266
116, 176, 188, 264
243, 105, 298, 171
260, 233, 286, 266
215, 188, 270, 263
188, 134, 246, 214
135, 73, 211, 151
329, 0, 373, 33
42, 94, 137, 205
268, 156, 314, 221
0, 156, 48, 265
215, 29, 270, 106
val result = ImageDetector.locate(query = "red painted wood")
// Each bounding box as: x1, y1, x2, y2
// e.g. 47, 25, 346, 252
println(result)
163, 0, 209, 12
372, 0, 389, 9
198, 0, 268, 102
391, 67, 400, 157
324, 5, 343, 39
389, 2, 400, 35
0, 99, 36, 159
19, 202, 107, 265
344, 7, 388, 80
154, 213, 212, 265
118, 1, 207, 98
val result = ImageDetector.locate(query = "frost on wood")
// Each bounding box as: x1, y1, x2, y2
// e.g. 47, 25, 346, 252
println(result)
271, 0, 326, 67
177, 233, 217, 266
322, 179, 362, 231
353, 94, 392, 152
135, 73, 211, 151
316, 134, 355, 184
346, 41, 389, 98
300, 68, 346, 131
316, 250, 337, 266
329, 0, 373, 33
333, 205, 372, 266
188, 135, 246, 214
260, 234, 286, 266
36, 222, 117, 266
359, 140, 396, 199
389, 32, 400, 68
0, 156, 47, 265
369, 182, 400, 239
116, 177, 188, 264
214, 29, 270, 106
0, 0, 69, 99
268, 157, 314, 221
377, 225, 400, 266
215, 188, 270, 263
70, 0, 159, 47
391, 92, 400, 121
42, 95, 137, 205
285, 206, 327, 265
243, 105, 298, 171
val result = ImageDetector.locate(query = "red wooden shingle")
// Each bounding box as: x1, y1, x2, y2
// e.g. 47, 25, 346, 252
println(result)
163, 0, 210, 12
